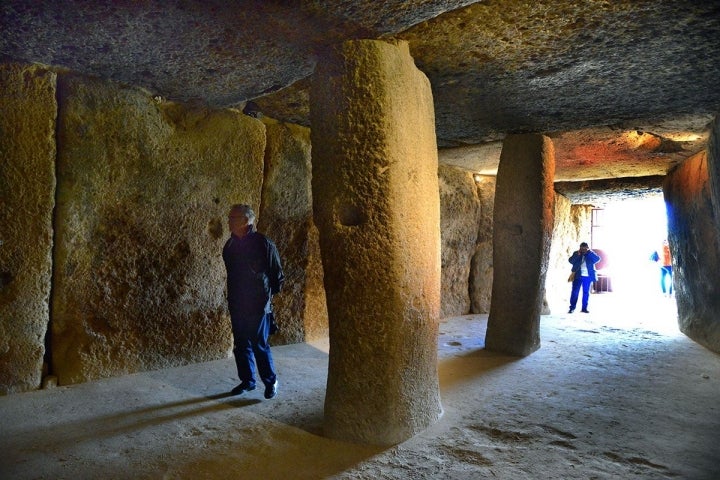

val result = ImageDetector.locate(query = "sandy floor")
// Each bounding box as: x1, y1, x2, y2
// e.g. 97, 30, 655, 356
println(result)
2, 291, 719, 479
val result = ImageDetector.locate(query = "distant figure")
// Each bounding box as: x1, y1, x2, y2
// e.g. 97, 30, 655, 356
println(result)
223, 204, 284, 399
568, 242, 602, 313
651, 239, 673, 296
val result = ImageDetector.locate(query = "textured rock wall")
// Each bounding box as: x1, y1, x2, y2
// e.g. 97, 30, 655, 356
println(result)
51, 74, 266, 385
486, 134, 555, 356
439, 164, 481, 318
312, 39, 442, 445
544, 194, 586, 313
0, 64, 57, 394
469, 175, 496, 313
258, 118, 328, 343
664, 146, 720, 353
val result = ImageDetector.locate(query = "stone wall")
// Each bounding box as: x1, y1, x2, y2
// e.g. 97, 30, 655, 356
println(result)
439, 165, 481, 318
0, 64, 57, 394
51, 73, 267, 385
664, 147, 720, 353
469, 175, 496, 313
258, 118, 328, 343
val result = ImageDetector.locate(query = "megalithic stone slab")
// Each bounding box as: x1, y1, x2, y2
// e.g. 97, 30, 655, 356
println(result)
52, 73, 266, 385
311, 39, 442, 445
257, 118, 328, 343
664, 141, 720, 354
486, 134, 556, 356
0, 64, 57, 394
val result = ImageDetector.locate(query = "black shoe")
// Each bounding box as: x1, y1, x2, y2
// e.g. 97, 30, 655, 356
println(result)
581, 309, 589, 313
568, 308, 574, 313
231, 381, 256, 395
264, 380, 278, 399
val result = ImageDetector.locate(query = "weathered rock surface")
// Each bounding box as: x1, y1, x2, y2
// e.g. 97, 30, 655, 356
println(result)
664, 144, 720, 353
258, 118, 328, 344
0, 64, 57, 394
2, 1, 718, 191
486, 134, 555, 356
439, 165, 481, 318
311, 40, 442, 445
51, 74, 266, 385
469, 175, 495, 314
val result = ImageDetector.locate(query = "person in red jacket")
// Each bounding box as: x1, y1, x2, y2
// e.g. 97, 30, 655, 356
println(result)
223, 204, 284, 399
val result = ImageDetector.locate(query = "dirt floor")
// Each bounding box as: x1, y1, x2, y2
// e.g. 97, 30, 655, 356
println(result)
2, 291, 719, 479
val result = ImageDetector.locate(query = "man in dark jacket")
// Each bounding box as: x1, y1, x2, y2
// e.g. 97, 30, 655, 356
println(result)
223, 204, 284, 399
568, 242, 601, 314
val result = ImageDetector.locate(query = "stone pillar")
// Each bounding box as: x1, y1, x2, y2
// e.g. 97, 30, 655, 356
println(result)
311, 40, 442, 445
0, 64, 57, 394
486, 134, 555, 356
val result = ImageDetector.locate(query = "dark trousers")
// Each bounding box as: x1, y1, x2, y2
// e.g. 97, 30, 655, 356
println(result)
570, 275, 593, 311
229, 311, 276, 386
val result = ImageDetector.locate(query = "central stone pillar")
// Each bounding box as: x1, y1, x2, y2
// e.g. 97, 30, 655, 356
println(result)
311, 39, 442, 445
486, 134, 555, 356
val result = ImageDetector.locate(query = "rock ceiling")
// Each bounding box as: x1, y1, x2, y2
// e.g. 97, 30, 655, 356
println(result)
2, 0, 719, 204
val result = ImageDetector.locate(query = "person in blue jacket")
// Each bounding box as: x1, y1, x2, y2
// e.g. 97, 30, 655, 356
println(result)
568, 242, 601, 313
223, 204, 284, 399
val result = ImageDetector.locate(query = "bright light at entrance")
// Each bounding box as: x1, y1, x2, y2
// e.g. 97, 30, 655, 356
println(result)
592, 194, 668, 294
589, 194, 678, 333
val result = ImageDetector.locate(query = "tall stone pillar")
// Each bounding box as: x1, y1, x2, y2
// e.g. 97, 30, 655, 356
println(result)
486, 134, 555, 356
311, 40, 442, 445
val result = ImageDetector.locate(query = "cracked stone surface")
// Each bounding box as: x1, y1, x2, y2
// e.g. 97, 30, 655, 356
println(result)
1, 0, 719, 197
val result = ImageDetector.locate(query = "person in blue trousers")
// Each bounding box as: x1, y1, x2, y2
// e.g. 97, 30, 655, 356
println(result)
223, 204, 284, 399
568, 242, 601, 313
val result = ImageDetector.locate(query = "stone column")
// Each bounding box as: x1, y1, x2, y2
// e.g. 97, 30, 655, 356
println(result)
486, 134, 555, 356
311, 39, 442, 445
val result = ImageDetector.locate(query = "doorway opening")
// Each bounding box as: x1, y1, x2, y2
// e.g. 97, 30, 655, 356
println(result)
587, 194, 678, 334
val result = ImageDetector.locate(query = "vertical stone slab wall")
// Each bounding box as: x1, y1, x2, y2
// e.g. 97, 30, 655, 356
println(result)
52, 74, 266, 385
486, 134, 555, 356
544, 194, 579, 313
311, 39, 442, 445
439, 165, 481, 318
469, 175, 496, 313
664, 148, 720, 353
707, 116, 720, 226
258, 118, 328, 343
0, 64, 57, 394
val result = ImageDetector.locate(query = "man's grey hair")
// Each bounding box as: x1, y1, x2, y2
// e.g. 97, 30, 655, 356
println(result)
230, 204, 256, 225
